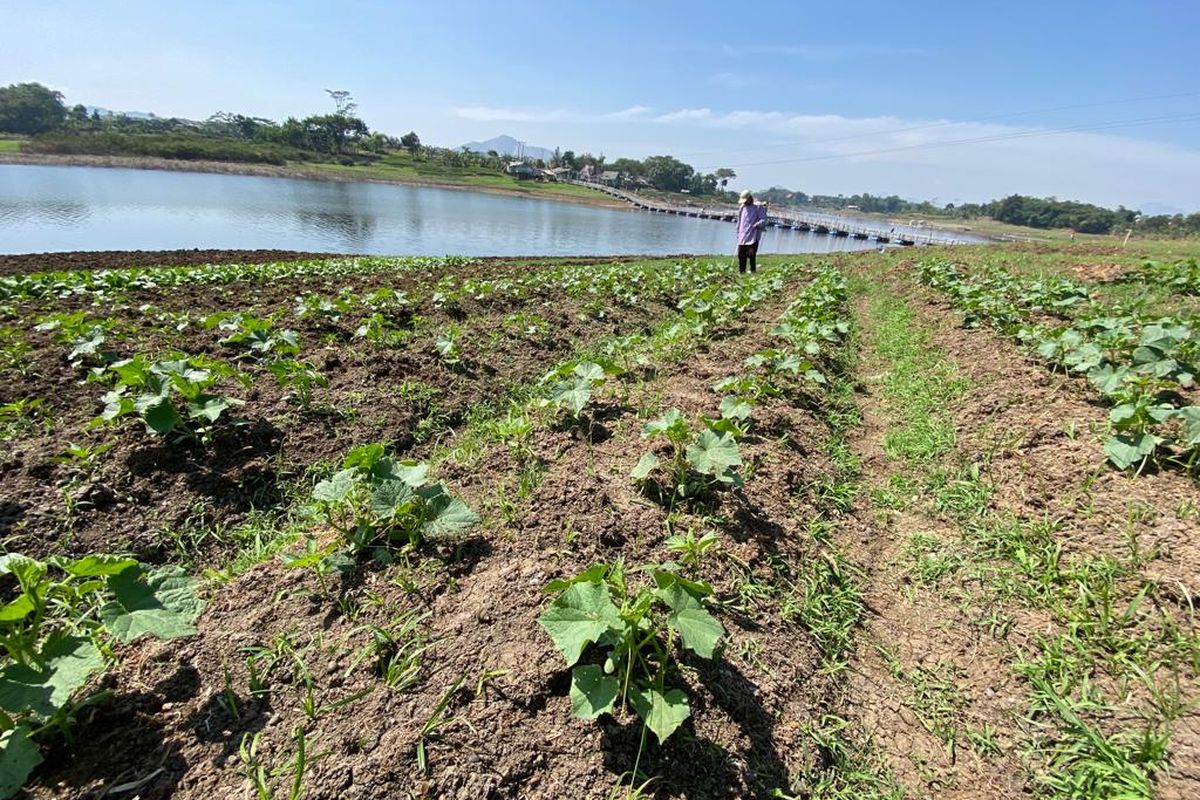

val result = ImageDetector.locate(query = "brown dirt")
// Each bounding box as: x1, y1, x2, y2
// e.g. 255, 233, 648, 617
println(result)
0, 257, 682, 561
24, 270, 849, 799
0, 249, 346, 277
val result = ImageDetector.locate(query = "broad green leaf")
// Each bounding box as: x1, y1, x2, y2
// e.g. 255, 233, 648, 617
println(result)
374, 459, 429, 487
568, 664, 618, 720
369, 479, 416, 521
718, 396, 751, 421
57, 554, 139, 577
630, 452, 659, 481
538, 581, 622, 667
655, 582, 723, 659
1088, 364, 1128, 396
551, 378, 592, 417
187, 394, 242, 422
0, 597, 35, 625
99, 565, 203, 643
572, 361, 606, 382
1103, 433, 1158, 471
0, 726, 42, 799
686, 430, 742, 477
140, 397, 181, 436
1176, 406, 1200, 446
313, 468, 358, 503
629, 685, 690, 744
418, 485, 480, 541
342, 443, 386, 472
643, 409, 687, 440
0, 636, 104, 719
543, 564, 610, 594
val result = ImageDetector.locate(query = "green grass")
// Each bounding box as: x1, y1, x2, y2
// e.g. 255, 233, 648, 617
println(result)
0, 139, 24, 153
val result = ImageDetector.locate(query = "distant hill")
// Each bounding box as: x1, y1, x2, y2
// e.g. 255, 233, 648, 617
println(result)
461, 134, 554, 162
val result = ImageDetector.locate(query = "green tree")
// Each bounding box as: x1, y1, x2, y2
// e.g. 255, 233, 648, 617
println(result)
400, 131, 421, 151
301, 113, 368, 154
715, 167, 736, 188
0, 82, 67, 134
642, 155, 695, 192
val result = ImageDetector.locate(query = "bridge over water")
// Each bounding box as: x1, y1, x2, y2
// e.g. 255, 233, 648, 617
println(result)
570, 181, 973, 246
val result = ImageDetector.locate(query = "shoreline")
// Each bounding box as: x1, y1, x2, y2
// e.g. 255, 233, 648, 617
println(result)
0, 152, 629, 210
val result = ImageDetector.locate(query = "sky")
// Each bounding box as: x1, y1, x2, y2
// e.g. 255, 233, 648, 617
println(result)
5, 0, 1199, 211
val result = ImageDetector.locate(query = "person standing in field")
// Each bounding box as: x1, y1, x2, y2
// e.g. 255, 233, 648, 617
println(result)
736, 190, 768, 273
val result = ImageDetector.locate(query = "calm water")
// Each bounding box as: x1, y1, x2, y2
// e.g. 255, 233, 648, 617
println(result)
0, 165, 885, 257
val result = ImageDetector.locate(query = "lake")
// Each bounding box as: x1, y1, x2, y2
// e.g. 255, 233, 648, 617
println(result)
0, 164, 892, 256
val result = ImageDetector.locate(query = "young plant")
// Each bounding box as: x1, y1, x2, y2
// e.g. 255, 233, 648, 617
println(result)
0, 554, 203, 796
631, 409, 743, 504
268, 360, 328, 410
538, 360, 622, 427
538, 562, 724, 743
310, 443, 479, 557
94, 355, 247, 443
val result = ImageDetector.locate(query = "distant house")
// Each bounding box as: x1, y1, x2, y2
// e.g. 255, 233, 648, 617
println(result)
549, 167, 575, 182
599, 170, 620, 186
505, 161, 539, 180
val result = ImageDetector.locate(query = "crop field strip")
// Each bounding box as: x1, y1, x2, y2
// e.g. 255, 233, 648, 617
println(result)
848, 256, 1198, 798
2, 255, 762, 562
2, 247, 1197, 799
4, 255, 849, 798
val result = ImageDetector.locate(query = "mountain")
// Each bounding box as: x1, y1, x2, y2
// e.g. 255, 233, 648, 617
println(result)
460, 134, 555, 162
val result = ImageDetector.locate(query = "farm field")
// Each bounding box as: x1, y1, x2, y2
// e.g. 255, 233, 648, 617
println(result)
0, 243, 1197, 799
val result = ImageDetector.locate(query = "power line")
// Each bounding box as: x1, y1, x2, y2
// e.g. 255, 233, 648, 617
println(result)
696, 110, 1200, 171
675, 89, 1200, 162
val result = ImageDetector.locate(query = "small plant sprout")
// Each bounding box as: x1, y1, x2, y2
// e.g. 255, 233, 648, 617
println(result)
631, 408, 743, 504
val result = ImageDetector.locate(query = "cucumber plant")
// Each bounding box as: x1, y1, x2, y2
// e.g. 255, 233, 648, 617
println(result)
631, 409, 743, 504
311, 443, 479, 557
93, 355, 248, 443
0, 554, 203, 798
538, 562, 724, 743
538, 359, 623, 427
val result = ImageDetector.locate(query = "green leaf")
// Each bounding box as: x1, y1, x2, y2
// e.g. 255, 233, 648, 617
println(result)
1103, 433, 1159, 471
568, 664, 618, 720
374, 459, 429, 487
685, 430, 742, 477
187, 394, 242, 422
543, 564, 610, 594
630, 452, 659, 481
629, 685, 690, 744
538, 581, 622, 667
140, 397, 181, 435
342, 443, 387, 472
99, 565, 203, 643
418, 484, 480, 541
1176, 406, 1200, 446
57, 554, 138, 577
0, 726, 42, 799
0, 636, 104, 719
572, 361, 606, 382
655, 582, 723, 659
313, 468, 358, 503
551, 378, 593, 417
369, 479, 416, 521
718, 395, 751, 421
643, 409, 688, 441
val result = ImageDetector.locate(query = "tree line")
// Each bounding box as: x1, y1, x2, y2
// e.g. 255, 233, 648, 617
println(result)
755, 184, 1198, 237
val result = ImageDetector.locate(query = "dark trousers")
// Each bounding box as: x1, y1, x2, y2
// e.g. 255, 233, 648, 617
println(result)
737, 243, 759, 273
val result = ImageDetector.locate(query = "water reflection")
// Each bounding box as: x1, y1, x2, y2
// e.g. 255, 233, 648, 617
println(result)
0, 164, 893, 256
0, 200, 92, 227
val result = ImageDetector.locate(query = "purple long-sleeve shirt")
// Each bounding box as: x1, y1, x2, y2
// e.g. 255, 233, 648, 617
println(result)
736, 203, 767, 246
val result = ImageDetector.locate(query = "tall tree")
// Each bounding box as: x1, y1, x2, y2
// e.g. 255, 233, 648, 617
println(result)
0, 82, 66, 135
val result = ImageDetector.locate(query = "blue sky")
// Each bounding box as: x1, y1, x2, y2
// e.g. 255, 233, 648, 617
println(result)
5, 0, 1199, 210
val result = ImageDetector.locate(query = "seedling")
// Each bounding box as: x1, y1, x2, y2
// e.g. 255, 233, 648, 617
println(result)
631, 409, 743, 505
538, 561, 724, 743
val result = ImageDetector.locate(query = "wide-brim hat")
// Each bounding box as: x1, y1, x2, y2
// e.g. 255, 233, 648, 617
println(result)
739, 190, 752, 203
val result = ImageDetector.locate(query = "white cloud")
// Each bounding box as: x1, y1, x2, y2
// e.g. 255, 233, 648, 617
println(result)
604, 105, 654, 120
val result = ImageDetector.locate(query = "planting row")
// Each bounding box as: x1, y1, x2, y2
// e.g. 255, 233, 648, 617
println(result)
918, 257, 1199, 472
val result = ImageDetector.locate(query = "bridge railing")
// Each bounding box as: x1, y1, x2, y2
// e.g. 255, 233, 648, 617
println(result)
568, 180, 965, 245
